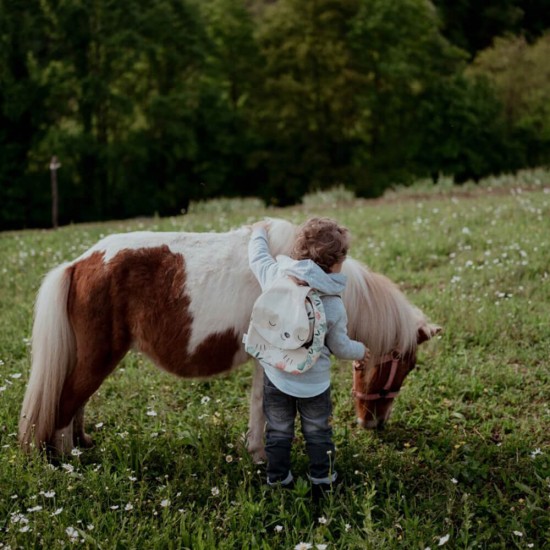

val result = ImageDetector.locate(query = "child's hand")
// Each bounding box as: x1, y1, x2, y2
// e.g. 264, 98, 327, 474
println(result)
252, 220, 271, 232
352, 347, 370, 370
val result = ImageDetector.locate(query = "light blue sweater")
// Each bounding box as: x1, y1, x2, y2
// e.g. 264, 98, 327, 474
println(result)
248, 228, 367, 398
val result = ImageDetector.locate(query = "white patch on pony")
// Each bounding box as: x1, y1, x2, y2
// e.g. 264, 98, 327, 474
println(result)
78, 222, 296, 362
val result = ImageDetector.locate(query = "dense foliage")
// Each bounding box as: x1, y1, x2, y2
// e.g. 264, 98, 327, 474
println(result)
1, 0, 549, 229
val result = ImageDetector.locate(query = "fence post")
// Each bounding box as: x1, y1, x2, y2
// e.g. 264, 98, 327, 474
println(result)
50, 156, 61, 229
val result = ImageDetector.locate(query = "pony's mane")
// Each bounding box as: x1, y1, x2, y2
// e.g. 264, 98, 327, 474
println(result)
342, 259, 420, 360
264, 218, 297, 257
263, 219, 423, 359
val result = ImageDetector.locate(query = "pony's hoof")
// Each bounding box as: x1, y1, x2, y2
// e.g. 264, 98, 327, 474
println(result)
77, 433, 94, 448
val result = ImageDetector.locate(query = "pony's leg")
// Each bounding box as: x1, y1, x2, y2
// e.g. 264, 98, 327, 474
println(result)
247, 362, 266, 463
53, 343, 126, 454
52, 420, 74, 455
73, 405, 93, 448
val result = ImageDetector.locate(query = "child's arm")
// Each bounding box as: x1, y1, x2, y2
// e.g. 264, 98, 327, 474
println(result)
248, 223, 280, 289
325, 307, 369, 361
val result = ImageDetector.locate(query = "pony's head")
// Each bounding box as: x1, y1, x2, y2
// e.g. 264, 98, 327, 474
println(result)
352, 321, 440, 429
342, 259, 441, 429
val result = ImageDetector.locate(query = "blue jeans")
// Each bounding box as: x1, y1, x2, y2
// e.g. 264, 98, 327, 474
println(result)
263, 375, 336, 485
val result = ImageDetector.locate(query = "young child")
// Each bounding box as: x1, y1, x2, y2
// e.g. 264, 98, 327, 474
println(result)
248, 217, 370, 492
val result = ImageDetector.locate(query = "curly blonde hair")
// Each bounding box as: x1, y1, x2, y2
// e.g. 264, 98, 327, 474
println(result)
291, 217, 351, 273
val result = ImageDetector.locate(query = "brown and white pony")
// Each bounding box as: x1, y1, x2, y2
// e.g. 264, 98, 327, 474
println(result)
18, 219, 439, 459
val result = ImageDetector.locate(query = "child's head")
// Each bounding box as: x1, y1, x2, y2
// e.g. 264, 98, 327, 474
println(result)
291, 217, 350, 273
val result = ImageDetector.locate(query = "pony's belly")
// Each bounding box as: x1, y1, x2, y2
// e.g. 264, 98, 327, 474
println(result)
146, 328, 244, 378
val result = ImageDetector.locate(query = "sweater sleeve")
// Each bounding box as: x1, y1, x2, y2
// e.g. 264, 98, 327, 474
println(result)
248, 228, 281, 290
325, 301, 367, 360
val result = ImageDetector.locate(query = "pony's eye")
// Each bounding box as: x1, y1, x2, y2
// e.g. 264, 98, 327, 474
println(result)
295, 328, 308, 342
269, 319, 277, 327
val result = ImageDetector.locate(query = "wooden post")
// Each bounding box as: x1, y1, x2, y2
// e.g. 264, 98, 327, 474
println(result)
50, 156, 61, 229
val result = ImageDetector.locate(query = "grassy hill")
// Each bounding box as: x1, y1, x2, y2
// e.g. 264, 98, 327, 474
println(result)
0, 171, 548, 548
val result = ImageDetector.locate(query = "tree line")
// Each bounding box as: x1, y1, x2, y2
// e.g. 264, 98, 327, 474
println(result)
1, 0, 549, 229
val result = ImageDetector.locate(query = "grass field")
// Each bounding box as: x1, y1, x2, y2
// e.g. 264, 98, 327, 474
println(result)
0, 171, 549, 549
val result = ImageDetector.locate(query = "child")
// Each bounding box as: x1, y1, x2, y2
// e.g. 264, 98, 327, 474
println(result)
248, 217, 370, 492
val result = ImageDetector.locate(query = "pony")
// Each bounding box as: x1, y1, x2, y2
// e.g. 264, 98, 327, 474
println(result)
18, 219, 440, 459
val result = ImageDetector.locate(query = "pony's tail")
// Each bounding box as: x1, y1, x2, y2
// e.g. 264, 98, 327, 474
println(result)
19, 263, 75, 451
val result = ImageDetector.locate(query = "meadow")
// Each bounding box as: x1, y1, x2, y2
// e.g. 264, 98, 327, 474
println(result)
0, 171, 548, 549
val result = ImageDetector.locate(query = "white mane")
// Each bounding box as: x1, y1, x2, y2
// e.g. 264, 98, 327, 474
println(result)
267, 219, 422, 360
342, 259, 420, 360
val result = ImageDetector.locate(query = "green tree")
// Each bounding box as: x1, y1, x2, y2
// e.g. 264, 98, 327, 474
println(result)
468, 33, 550, 167
255, 0, 361, 204
413, 75, 514, 182
432, 0, 550, 56
30, 0, 209, 222
0, 0, 50, 228
349, 0, 465, 194
193, 0, 263, 201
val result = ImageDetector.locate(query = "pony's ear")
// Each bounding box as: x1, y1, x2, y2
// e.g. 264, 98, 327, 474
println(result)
417, 323, 442, 345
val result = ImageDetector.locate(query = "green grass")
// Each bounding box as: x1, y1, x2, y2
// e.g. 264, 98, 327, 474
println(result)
1, 172, 549, 549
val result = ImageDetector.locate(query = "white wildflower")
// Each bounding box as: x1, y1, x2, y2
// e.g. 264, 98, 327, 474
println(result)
125, 503, 133, 511
438, 534, 450, 546
201, 396, 211, 405
513, 531, 523, 537
274, 525, 283, 533
71, 448, 83, 457
61, 463, 75, 473
95, 422, 104, 428
19, 525, 30, 533
51, 508, 63, 516
27, 505, 42, 513
530, 448, 543, 459
318, 516, 327, 525
10, 373, 22, 379
211, 487, 220, 497
160, 499, 170, 508
225, 455, 233, 463
146, 409, 157, 417
43, 490, 56, 498
66, 526, 79, 542
11, 513, 28, 524
110, 505, 119, 510
316, 545, 328, 550
295, 544, 313, 550
451, 478, 458, 484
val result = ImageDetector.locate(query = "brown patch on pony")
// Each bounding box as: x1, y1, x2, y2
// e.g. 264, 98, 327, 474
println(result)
57, 246, 239, 430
